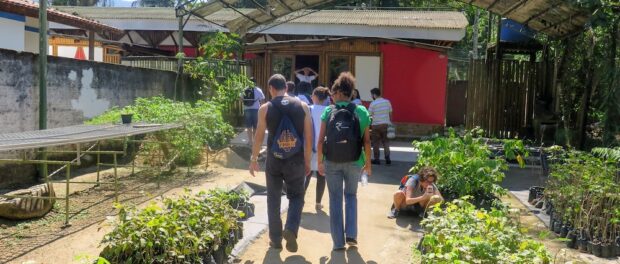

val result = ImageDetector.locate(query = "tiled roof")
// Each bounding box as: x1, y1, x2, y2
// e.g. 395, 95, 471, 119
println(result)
0, 0, 122, 34
56, 7, 468, 30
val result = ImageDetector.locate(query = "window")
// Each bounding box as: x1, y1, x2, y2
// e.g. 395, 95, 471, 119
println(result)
328, 56, 350, 88
271, 55, 293, 81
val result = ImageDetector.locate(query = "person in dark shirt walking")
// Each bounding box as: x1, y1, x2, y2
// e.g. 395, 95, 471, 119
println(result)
249, 74, 313, 253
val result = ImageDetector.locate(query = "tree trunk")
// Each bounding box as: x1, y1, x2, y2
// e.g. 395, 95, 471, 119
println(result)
472, 9, 480, 59
603, 20, 620, 146
555, 39, 574, 147
577, 30, 597, 150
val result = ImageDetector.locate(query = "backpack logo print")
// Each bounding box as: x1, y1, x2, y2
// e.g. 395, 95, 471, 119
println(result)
277, 130, 297, 152
335, 121, 349, 131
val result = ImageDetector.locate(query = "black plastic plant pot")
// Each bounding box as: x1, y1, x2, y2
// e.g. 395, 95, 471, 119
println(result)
121, 113, 133, 124
577, 238, 589, 253
549, 215, 555, 231
590, 242, 603, 257
213, 243, 227, 264
601, 244, 613, 258
615, 243, 620, 257
566, 231, 577, 249
553, 221, 562, 234
560, 225, 570, 238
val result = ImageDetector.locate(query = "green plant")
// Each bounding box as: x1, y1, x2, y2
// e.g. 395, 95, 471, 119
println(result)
100, 190, 244, 263
412, 129, 509, 204
88, 97, 235, 165
418, 199, 551, 264
545, 148, 619, 246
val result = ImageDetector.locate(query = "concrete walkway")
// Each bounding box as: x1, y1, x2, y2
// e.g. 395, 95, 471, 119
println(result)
231, 130, 418, 163
235, 161, 422, 264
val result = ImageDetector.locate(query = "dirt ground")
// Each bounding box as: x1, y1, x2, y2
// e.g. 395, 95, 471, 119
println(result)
3, 144, 618, 264
3, 148, 257, 264
234, 161, 422, 264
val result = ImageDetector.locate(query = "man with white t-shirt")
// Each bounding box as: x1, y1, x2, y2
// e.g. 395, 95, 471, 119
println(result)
368, 87, 392, 165
295, 67, 318, 86
241, 77, 265, 147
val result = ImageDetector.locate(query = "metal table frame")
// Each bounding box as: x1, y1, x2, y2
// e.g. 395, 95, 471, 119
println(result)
0, 124, 185, 225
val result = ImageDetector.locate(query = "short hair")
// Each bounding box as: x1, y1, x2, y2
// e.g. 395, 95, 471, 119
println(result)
370, 88, 381, 97
331, 72, 355, 98
312, 86, 329, 101
418, 166, 439, 182
268, 74, 287, 91
297, 82, 312, 95
286, 81, 296, 93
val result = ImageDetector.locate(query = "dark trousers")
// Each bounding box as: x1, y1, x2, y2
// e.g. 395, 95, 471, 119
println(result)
371, 124, 390, 160
265, 154, 305, 243
304, 171, 326, 204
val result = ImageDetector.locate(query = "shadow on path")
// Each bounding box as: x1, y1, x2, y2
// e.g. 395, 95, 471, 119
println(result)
300, 209, 330, 233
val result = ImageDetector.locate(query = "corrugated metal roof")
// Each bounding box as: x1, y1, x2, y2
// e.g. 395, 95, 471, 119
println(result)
56, 7, 468, 30
0, 0, 122, 34
290, 10, 468, 29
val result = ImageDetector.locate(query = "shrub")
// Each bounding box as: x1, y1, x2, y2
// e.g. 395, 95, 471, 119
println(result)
412, 129, 510, 203
418, 199, 551, 264
100, 190, 244, 263
545, 148, 619, 247
87, 96, 235, 165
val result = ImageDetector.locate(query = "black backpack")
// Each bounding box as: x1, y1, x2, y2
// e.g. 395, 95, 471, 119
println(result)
242, 87, 255, 106
323, 103, 362, 162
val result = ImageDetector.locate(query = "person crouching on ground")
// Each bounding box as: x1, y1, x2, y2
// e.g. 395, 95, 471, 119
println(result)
388, 166, 443, 219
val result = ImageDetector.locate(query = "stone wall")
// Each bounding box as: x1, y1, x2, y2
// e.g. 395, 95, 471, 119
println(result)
0, 48, 192, 188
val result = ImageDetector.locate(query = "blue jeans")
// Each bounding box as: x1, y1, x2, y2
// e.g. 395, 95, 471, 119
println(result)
324, 160, 360, 249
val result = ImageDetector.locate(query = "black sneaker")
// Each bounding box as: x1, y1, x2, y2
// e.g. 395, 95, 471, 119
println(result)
269, 241, 282, 249
387, 208, 399, 219
371, 159, 381, 165
282, 229, 298, 252
346, 237, 358, 246
385, 156, 391, 165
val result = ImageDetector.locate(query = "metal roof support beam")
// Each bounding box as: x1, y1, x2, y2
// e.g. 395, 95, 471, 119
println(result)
218, 0, 261, 25
487, 0, 500, 12
273, 0, 294, 12
524, 0, 563, 25
539, 13, 576, 34
502, 0, 530, 17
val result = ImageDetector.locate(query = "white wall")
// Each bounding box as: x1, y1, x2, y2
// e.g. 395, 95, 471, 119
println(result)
0, 14, 25, 51
355, 56, 381, 101
24, 16, 40, 53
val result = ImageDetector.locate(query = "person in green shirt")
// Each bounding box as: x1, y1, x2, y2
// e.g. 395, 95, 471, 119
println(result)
317, 72, 372, 250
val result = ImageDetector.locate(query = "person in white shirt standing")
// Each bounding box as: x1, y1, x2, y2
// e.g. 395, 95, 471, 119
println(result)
305, 86, 329, 210
241, 77, 265, 147
368, 88, 392, 165
295, 67, 318, 86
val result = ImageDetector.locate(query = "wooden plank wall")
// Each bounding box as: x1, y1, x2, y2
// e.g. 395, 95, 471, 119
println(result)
446, 80, 468, 126
466, 59, 546, 138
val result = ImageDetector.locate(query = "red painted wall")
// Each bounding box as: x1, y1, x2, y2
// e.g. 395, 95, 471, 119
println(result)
380, 43, 447, 125
158, 46, 198, 57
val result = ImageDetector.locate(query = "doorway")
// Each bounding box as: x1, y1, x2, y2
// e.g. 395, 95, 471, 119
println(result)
294, 55, 319, 88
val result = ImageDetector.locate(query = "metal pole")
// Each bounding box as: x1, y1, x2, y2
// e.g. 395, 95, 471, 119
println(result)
65, 164, 70, 226
175, 13, 185, 101
38, 0, 48, 179
39, 0, 48, 130
113, 153, 118, 203
88, 30, 95, 61
96, 143, 101, 186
